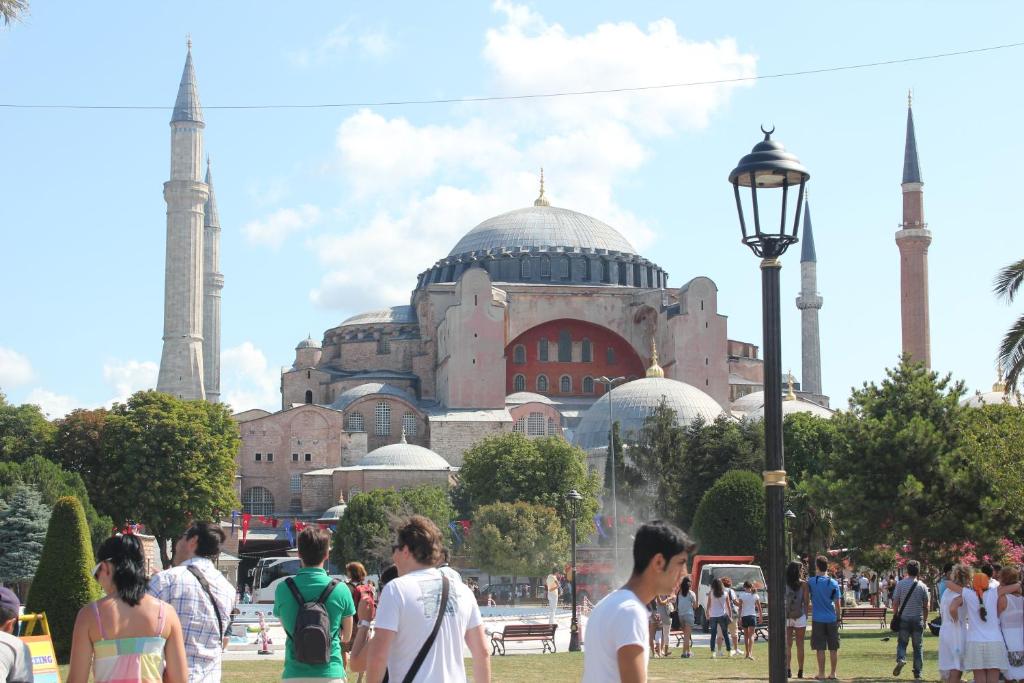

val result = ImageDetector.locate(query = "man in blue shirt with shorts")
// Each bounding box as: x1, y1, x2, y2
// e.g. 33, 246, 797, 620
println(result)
808, 555, 842, 680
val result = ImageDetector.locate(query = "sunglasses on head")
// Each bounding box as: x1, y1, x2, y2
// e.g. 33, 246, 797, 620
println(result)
92, 559, 112, 579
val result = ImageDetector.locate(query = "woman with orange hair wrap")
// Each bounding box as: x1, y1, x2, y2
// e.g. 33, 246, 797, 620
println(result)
952, 570, 1009, 683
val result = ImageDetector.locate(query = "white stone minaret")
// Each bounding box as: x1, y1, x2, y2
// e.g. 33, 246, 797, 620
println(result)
202, 158, 223, 402
795, 199, 823, 397
157, 41, 209, 400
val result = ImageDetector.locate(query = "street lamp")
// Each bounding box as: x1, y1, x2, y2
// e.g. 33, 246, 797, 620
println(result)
729, 126, 809, 683
566, 488, 583, 652
785, 509, 797, 561
595, 375, 625, 569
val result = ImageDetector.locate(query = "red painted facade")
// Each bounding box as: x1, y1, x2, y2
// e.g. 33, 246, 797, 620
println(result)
505, 318, 646, 397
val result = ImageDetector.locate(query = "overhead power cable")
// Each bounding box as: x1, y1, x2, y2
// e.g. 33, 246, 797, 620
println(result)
0, 40, 1020, 112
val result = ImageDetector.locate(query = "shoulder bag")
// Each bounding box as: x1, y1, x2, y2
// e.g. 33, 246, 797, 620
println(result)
890, 580, 918, 633
383, 574, 450, 683
186, 565, 225, 645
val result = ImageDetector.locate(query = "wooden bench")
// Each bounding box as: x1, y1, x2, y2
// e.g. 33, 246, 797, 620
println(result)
490, 623, 558, 655
840, 606, 887, 629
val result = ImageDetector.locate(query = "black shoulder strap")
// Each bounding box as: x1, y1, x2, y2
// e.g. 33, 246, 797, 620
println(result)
400, 575, 450, 683
285, 576, 306, 606
316, 578, 341, 605
186, 565, 225, 642
895, 580, 918, 622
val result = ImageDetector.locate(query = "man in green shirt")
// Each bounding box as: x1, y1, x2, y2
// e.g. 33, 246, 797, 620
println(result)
275, 527, 355, 681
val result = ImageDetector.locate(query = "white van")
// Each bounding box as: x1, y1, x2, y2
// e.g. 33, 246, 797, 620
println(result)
693, 563, 767, 630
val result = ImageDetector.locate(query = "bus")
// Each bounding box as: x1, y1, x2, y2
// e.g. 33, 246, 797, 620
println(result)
251, 557, 345, 604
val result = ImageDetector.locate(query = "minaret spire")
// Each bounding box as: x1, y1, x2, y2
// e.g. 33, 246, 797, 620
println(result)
796, 197, 823, 398
202, 157, 223, 402
896, 92, 932, 367
157, 43, 209, 400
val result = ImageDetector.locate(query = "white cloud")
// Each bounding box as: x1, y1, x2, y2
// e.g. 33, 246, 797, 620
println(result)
102, 359, 158, 405
358, 32, 396, 59
243, 204, 322, 249
0, 347, 33, 388
288, 24, 396, 67
25, 388, 78, 419
220, 342, 280, 412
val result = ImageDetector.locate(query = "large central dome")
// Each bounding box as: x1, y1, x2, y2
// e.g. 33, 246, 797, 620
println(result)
448, 205, 637, 257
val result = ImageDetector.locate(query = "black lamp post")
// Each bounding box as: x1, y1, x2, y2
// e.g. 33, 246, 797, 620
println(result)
728, 126, 809, 683
567, 488, 583, 652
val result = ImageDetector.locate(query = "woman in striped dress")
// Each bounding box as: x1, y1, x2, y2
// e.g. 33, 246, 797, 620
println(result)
67, 534, 188, 683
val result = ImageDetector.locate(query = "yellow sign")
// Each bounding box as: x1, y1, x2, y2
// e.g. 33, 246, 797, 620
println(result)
20, 636, 61, 683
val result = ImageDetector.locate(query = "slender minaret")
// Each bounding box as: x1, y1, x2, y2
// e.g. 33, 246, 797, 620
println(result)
795, 199, 823, 396
202, 158, 223, 402
157, 40, 209, 400
896, 91, 931, 367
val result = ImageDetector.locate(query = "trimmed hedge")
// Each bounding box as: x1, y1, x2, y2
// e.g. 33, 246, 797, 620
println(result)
26, 496, 101, 662
691, 469, 765, 558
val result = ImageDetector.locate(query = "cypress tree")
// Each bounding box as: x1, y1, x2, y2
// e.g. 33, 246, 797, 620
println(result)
26, 496, 101, 662
0, 484, 51, 592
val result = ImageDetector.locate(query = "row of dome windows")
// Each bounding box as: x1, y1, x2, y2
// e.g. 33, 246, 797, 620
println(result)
423, 254, 664, 288
344, 403, 419, 437
512, 412, 560, 436
513, 374, 597, 394
512, 334, 616, 365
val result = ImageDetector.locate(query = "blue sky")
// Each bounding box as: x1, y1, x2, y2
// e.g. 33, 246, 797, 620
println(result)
1, 1, 1021, 416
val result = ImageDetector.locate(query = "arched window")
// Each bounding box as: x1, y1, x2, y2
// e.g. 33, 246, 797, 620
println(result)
290, 473, 302, 494
304, 389, 313, 404
560, 257, 570, 279
606, 346, 617, 364
584, 258, 592, 281
581, 339, 592, 362
539, 338, 549, 362
547, 418, 556, 435
513, 344, 526, 364
513, 374, 526, 392
346, 413, 364, 432
540, 256, 551, 277
537, 375, 549, 392
527, 412, 545, 436
521, 258, 530, 278
242, 487, 274, 516
377, 335, 391, 355
402, 413, 418, 438
560, 375, 572, 393
583, 376, 595, 394
375, 402, 391, 436
602, 259, 611, 283
558, 330, 572, 362
618, 262, 627, 285
513, 417, 526, 433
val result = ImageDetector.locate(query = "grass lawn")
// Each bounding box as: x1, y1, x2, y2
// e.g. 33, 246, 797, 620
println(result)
211, 629, 940, 682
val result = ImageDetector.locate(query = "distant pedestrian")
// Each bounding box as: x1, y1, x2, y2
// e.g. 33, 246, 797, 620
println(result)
655, 593, 672, 657
0, 587, 32, 683
675, 577, 697, 659
582, 521, 694, 682
148, 522, 236, 683
859, 573, 870, 603
720, 577, 740, 656
999, 566, 1024, 683
785, 560, 810, 679
545, 568, 560, 625
738, 581, 763, 660
952, 571, 1008, 683
940, 564, 969, 683
706, 579, 734, 659
869, 572, 880, 607
365, 515, 490, 683
808, 554, 841, 680
891, 559, 930, 679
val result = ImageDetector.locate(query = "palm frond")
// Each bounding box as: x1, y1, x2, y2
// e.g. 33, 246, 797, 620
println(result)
994, 259, 1024, 303
997, 313, 1024, 389
0, 0, 28, 25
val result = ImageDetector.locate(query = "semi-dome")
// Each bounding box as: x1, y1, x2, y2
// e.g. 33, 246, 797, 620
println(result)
329, 383, 415, 411
746, 397, 834, 421
573, 376, 725, 450
357, 437, 451, 470
340, 305, 417, 327
448, 205, 636, 258
731, 390, 765, 415
505, 391, 554, 405
296, 336, 321, 349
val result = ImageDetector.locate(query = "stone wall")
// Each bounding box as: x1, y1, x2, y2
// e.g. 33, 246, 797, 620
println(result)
668, 277, 730, 408
428, 417, 511, 466
300, 470, 335, 514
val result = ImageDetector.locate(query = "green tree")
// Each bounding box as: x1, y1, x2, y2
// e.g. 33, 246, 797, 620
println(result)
470, 501, 569, 604
0, 456, 112, 551
675, 416, 762, 530
601, 420, 644, 547
0, 485, 51, 594
786, 481, 836, 560
26, 496, 102, 662
691, 470, 765, 558
331, 485, 452, 573
52, 408, 108, 500
99, 391, 239, 567
782, 412, 838, 484
456, 433, 599, 539
0, 393, 55, 463
629, 399, 686, 523
995, 257, 1024, 389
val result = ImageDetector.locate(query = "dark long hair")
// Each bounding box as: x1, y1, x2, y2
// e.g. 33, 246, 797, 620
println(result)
96, 534, 149, 606
711, 577, 723, 598
786, 561, 803, 591
679, 576, 691, 597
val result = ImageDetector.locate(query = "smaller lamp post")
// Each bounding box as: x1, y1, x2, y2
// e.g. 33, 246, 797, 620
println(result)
785, 509, 797, 561
567, 488, 583, 652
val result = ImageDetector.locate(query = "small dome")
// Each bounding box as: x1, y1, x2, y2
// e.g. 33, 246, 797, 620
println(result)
573, 377, 725, 450
296, 336, 321, 350
357, 439, 451, 470
962, 390, 1020, 408
340, 305, 417, 327
506, 391, 554, 405
746, 398, 834, 421
318, 503, 347, 521
330, 383, 415, 411
731, 391, 765, 414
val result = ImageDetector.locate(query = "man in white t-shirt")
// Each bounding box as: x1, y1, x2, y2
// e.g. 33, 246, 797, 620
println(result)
545, 569, 560, 624
0, 588, 32, 683
366, 515, 491, 683
582, 521, 695, 683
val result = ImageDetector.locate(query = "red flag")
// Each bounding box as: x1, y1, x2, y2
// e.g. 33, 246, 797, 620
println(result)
318, 523, 328, 530
271, 517, 280, 528
241, 513, 251, 543
258, 515, 268, 525
294, 520, 306, 533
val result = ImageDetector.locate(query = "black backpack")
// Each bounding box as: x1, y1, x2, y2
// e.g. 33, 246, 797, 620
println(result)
285, 577, 340, 665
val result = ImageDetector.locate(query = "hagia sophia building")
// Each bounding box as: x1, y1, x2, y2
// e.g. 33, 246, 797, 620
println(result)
155, 46, 844, 535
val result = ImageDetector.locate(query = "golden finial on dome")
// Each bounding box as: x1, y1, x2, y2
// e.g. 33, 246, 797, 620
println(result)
785, 371, 797, 401
994, 363, 1007, 393
534, 167, 551, 207
646, 339, 664, 378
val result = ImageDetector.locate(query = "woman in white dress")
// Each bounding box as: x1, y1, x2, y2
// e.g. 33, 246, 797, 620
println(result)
952, 571, 1009, 683
998, 566, 1024, 683
941, 564, 970, 683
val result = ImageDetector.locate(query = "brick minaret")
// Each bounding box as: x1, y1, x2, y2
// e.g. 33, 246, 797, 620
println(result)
896, 91, 931, 367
